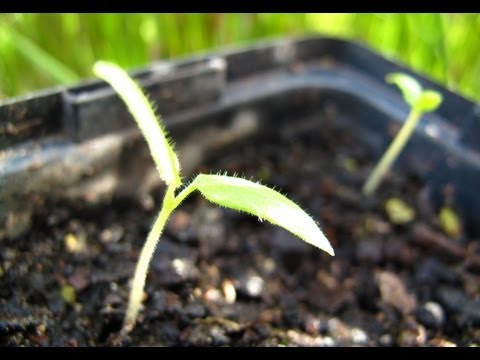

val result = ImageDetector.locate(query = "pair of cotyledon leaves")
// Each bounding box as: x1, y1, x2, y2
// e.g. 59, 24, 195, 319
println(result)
386, 73, 443, 113
93, 61, 335, 256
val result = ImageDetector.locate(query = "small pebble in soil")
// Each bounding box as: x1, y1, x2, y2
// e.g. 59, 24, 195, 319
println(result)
379, 334, 394, 347
222, 279, 236, 304
428, 337, 457, 347
350, 328, 369, 346
287, 329, 335, 347
364, 215, 392, 236
375, 270, 417, 316
204, 287, 223, 303
397, 323, 427, 347
416, 302, 445, 329
259, 257, 276, 275
244, 275, 264, 298
100, 225, 124, 244
326, 319, 370, 346
172, 258, 196, 279
152, 252, 200, 286
326, 318, 351, 344
139, 193, 155, 211
304, 315, 322, 335
236, 273, 264, 299
64, 233, 87, 254
209, 326, 230, 346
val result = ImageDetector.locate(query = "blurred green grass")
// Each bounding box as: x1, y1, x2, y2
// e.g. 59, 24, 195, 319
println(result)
0, 14, 479, 101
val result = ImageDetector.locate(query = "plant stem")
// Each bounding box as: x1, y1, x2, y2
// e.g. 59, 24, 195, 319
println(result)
122, 186, 176, 334
362, 109, 422, 196
173, 180, 198, 208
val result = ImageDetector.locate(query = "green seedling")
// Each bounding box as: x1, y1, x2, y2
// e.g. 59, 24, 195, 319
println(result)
93, 61, 334, 335
362, 73, 443, 196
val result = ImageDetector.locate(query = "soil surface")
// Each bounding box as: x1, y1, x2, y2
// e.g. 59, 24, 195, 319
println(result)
1, 118, 480, 347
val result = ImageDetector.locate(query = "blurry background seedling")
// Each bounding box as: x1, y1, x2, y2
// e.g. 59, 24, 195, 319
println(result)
439, 206, 462, 239
93, 61, 334, 336
362, 72, 444, 196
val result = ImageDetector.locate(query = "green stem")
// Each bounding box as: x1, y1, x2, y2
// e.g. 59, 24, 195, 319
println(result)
172, 179, 199, 208
362, 109, 422, 196
122, 186, 176, 333
121, 180, 200, 334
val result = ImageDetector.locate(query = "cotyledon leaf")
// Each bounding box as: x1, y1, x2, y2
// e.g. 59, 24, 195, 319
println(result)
414, 90, 443, 113
93, 61, 181, 188
386, 72, 423, 108
386, 73, 443, 113
189, 174, 334, 256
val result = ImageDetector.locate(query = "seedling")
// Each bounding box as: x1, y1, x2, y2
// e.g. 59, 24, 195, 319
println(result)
93, 61, 334, 335
362, 73, 443, 196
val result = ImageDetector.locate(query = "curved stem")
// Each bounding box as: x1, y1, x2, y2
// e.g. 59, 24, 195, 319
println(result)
362, 109, 422, 196
172, 178, 199, 208
122, 186, 176, 333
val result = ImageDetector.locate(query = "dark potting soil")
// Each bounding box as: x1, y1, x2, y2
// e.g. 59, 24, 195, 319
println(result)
1, 116, 479, 347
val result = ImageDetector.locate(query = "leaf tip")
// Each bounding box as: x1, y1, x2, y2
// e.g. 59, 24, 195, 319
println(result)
315, 232, 335, 256
325, 243, 335, 256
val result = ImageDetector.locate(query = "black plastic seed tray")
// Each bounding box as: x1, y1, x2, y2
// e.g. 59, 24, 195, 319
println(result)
1, 36, 479, 238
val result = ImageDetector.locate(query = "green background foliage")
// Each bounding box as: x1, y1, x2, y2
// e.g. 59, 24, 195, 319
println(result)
1, 14, 479, 101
